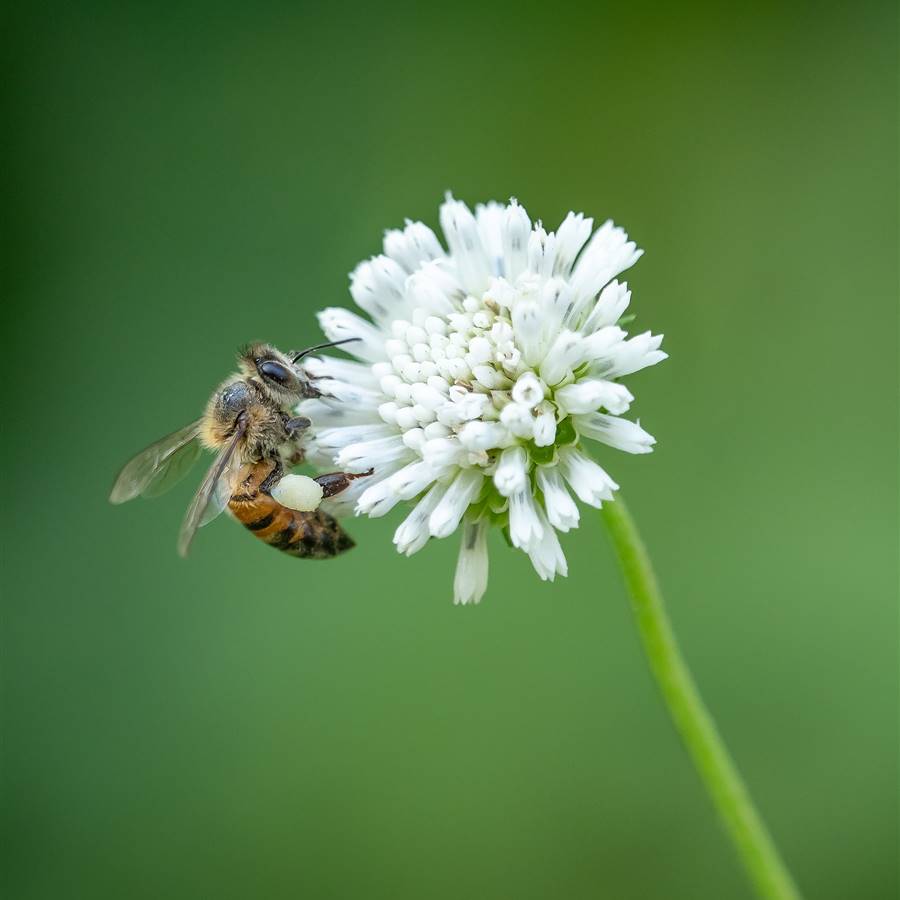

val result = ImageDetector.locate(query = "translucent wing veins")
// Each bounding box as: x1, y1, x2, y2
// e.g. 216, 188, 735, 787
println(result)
177, 414, 247, 558
109, 420, 203, 504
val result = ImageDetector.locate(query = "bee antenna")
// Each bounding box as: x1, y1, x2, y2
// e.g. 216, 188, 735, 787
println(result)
291, 338, 360, 363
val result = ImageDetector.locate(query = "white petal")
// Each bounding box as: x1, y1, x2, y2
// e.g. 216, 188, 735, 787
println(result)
538, 329, 584, 386
452, 391, 491, 424
357, 457, 442, 518
308, 378, 382, 406
577, 326, 627, 369
511, 298, 547, 368
493, 445, 528, 497
389, 459, 445, 500
536, 467, 580, 532
453, 519, 489, 605
457, 420, 509, 451
383, 220, 445, 272
559, 447, 618, 507
312, 423, 396, 456
582, 280, 631, 333
475, 201, 506, 277
349, 255, 409, 323
356, 476, 403, 518
569, 220, 643, 310
378, 401, 400, 425
440, 195, 491, 295
337, 436, 412, 473
527, 225, 557, 280
502, 199, 531, 280
394, 482, 447, 555
553, 211, 593, 276
423, 421, 451, 439
401, 427, 426, 452
410, 381, 446, 412
575, 413, 656, 454
301, 355, 379, 388
592, 331, 667, 378
524, 505, 568, 581
483, 275, 518, 309
395, 406, 418, 431
421, 436, 466, 468
555, 379, 634, 415
406, 262, 462, 317
532, 401, 557, 447
539, 277, 574, 342
317, 308, 385, 362
428, 468, 484, 538
466, 335, 493, 366
297, 398, 382, 429
508, 489, 543, 549
470, 365, 511, 390
499, 401, 536, 439
511, 372, 544, 406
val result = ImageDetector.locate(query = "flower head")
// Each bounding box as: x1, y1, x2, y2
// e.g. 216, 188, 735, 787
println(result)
299, 195, 667, 604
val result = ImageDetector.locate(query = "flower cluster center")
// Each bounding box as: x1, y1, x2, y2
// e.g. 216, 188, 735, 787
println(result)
370, 286, 562, 471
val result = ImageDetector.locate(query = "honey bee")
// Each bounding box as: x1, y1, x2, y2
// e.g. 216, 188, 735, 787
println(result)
109, 340, 371, 558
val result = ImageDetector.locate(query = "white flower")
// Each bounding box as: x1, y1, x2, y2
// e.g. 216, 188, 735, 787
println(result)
299, 195, 667, 605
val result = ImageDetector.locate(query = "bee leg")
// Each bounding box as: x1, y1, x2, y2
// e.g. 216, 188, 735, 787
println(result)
286, 448, 306, 467
258, 458, 284, 495
298, 378, 346, 401
283, 416, 311, 437
314, 469, 374, 498
299, 379, 324, 400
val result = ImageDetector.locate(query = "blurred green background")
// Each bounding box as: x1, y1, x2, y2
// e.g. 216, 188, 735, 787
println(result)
3, 2, 897, 898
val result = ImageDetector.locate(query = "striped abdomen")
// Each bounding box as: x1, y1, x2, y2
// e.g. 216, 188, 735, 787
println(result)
228, 461, 354, 559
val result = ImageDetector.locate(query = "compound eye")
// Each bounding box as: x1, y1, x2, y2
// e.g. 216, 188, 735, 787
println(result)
258, 360, 292, 385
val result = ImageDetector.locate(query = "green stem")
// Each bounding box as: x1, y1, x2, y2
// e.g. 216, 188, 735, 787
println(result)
600, 496, 802, 900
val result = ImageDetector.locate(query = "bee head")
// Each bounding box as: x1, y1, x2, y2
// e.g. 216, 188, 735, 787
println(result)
238, 338, 361, 407
238, 343, 307, 406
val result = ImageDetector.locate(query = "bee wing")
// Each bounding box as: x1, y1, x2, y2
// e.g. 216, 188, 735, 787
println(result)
177, 414, 247, 558
198, 463, 238, 528
110, 420, 203, 504
141, 440, 204, 499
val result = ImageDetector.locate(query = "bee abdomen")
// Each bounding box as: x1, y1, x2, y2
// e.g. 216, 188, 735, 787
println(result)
229, 484, 353, 559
